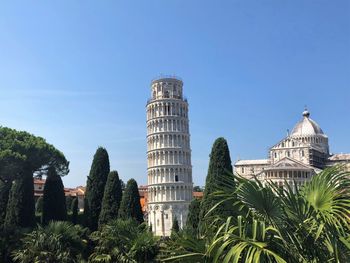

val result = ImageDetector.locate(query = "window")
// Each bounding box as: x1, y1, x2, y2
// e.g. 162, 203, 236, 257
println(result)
175, 175, 178, 182
165, 214, 168, 219
241, 167, 245, 173
287, 151, 290, 157
157, 219, 159, 226
274, 152, 277, 158
301, 150, 305, 157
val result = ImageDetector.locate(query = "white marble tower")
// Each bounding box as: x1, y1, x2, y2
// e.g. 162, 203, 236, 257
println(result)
146, 77, 193, 236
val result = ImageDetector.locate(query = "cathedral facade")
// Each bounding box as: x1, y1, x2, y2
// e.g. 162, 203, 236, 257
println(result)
234, 110, 350, 189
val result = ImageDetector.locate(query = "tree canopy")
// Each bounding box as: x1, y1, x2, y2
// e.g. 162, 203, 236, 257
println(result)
0, 127, 69, 182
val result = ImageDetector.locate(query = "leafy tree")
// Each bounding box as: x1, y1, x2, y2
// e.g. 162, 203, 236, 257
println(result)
84, 147, 110, 231
66, 196, 73, 213
99, 171, 122, 227
185, 198, 201, 235
0, 127, 69, 228
42, 166, 67, 224
89, 219, 159, 263
35, 196, 43, 214
12, 221, 88, 263
0, 180, 11, 226
71, 198, 79, 225
118, 179, 144, 224
5, 170, 36, 228
0, 127, 69, 182
199, 137, 233, 229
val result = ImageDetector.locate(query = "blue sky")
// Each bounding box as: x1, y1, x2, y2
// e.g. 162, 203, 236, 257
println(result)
0, 1, 349, 187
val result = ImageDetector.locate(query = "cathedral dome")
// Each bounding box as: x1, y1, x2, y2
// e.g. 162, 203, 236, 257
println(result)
290, 110, 325, 136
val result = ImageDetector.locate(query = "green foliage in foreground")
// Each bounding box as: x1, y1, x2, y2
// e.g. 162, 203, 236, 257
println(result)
162, 166, 350, 263
89, 219, 159, 263
12, 221, 89, 263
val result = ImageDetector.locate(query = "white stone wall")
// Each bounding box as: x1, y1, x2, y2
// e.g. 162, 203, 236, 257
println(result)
146, 78, 193, 236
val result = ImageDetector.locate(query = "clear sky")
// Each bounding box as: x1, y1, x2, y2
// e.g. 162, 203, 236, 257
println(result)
0, 1, 349, 188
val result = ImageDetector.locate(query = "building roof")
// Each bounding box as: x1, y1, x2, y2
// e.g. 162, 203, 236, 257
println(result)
193, 191, 204, 198
235, 159, 270, 166
328, 154, 350, 161
290, 110, 325, 137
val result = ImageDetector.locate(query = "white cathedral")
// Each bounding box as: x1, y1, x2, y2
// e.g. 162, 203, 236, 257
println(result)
234, 109, 350, 189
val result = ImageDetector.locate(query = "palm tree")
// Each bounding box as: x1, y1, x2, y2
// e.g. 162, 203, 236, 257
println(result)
89, 219, 159, 263
12, 221, 88, 263
163, 166, 350, 262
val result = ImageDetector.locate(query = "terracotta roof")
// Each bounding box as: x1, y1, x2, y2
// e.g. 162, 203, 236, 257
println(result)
193, 192, 204, 198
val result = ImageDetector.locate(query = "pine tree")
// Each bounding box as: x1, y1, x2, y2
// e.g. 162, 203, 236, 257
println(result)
98, 171, 122, 227
5, 169, 36, 228
71, 198, 79, 224
199, 137, 234, 228
186, 198, 201, 235
84, 147, 110, 230
0, 181, 11, 226
118, 179, 144, 223
42, 167, 67, 224
35, 196, 43, 213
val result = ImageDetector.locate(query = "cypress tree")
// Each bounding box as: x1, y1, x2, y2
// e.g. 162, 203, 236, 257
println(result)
42, 166, 67, 224
0, 181, 11, 226
35, 196, 43, 213
118, 179, 143, 223
98, 171, 122, 227
84, 147, 110, 230
66, 196, 73, 212
5, 169, 36, 228
199, 137, 233, 228
186, 198, 201, 234
71, 198, 79, 224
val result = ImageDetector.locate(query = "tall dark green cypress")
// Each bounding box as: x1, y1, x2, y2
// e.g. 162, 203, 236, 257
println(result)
42, 166, 67, 224
84, 147, 110, 230
98, 171, 122, 227
0, 181, 11, 226
35, 196, 43, 213
199, 137, 233, 228
5, 169, 36, 228
118, 179, 143, 224
71, 198, 79, 224
66, 196, 73, 212
186, 198, 201, 234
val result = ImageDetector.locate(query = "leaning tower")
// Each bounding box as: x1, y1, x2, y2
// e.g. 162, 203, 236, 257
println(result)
146, 77, 193, 236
